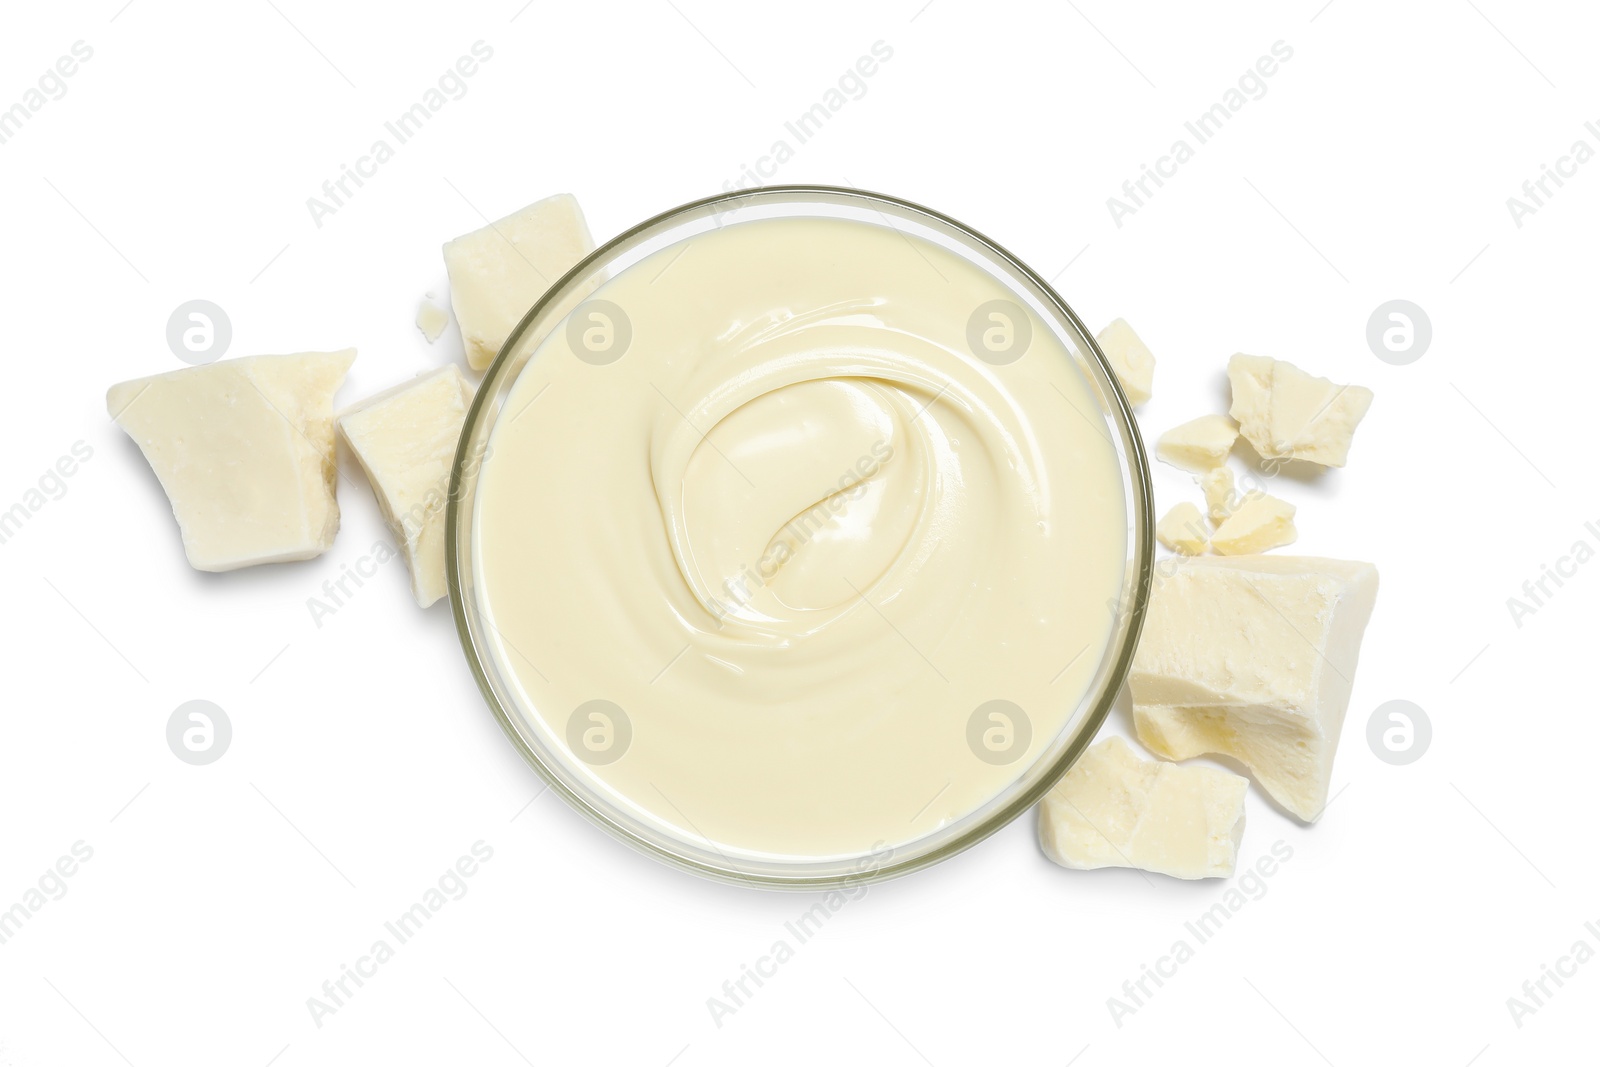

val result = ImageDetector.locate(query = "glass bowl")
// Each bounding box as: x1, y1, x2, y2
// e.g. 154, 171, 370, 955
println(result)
447, 186, 1153, 889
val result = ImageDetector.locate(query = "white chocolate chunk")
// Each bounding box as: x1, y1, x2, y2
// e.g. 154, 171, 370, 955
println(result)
415, 300, 448, 343
1201, 466, 1239, 524
1210, 493, 1296, 555
1094, 318, 1155, 406
1227, 354, 1373, 467
1156, 414, 1239, 473
337, 366, 472, 607
1156, 502, 1208, 555
444, 193, 595, 370
107, 351, 354, 571
1226, 353, 1274, 456
1038, 736, 1247, 880
1266, 361, 1374, 466
1130, 555, 1379, 822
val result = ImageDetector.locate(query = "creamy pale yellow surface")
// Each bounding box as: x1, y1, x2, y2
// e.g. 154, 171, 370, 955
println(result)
473, 216, 1128, 861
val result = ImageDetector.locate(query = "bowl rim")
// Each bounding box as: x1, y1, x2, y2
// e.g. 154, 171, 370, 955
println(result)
446, 184, 1155, 890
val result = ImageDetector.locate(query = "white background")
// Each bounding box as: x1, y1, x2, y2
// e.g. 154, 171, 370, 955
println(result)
1, 0, 1594, 1063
